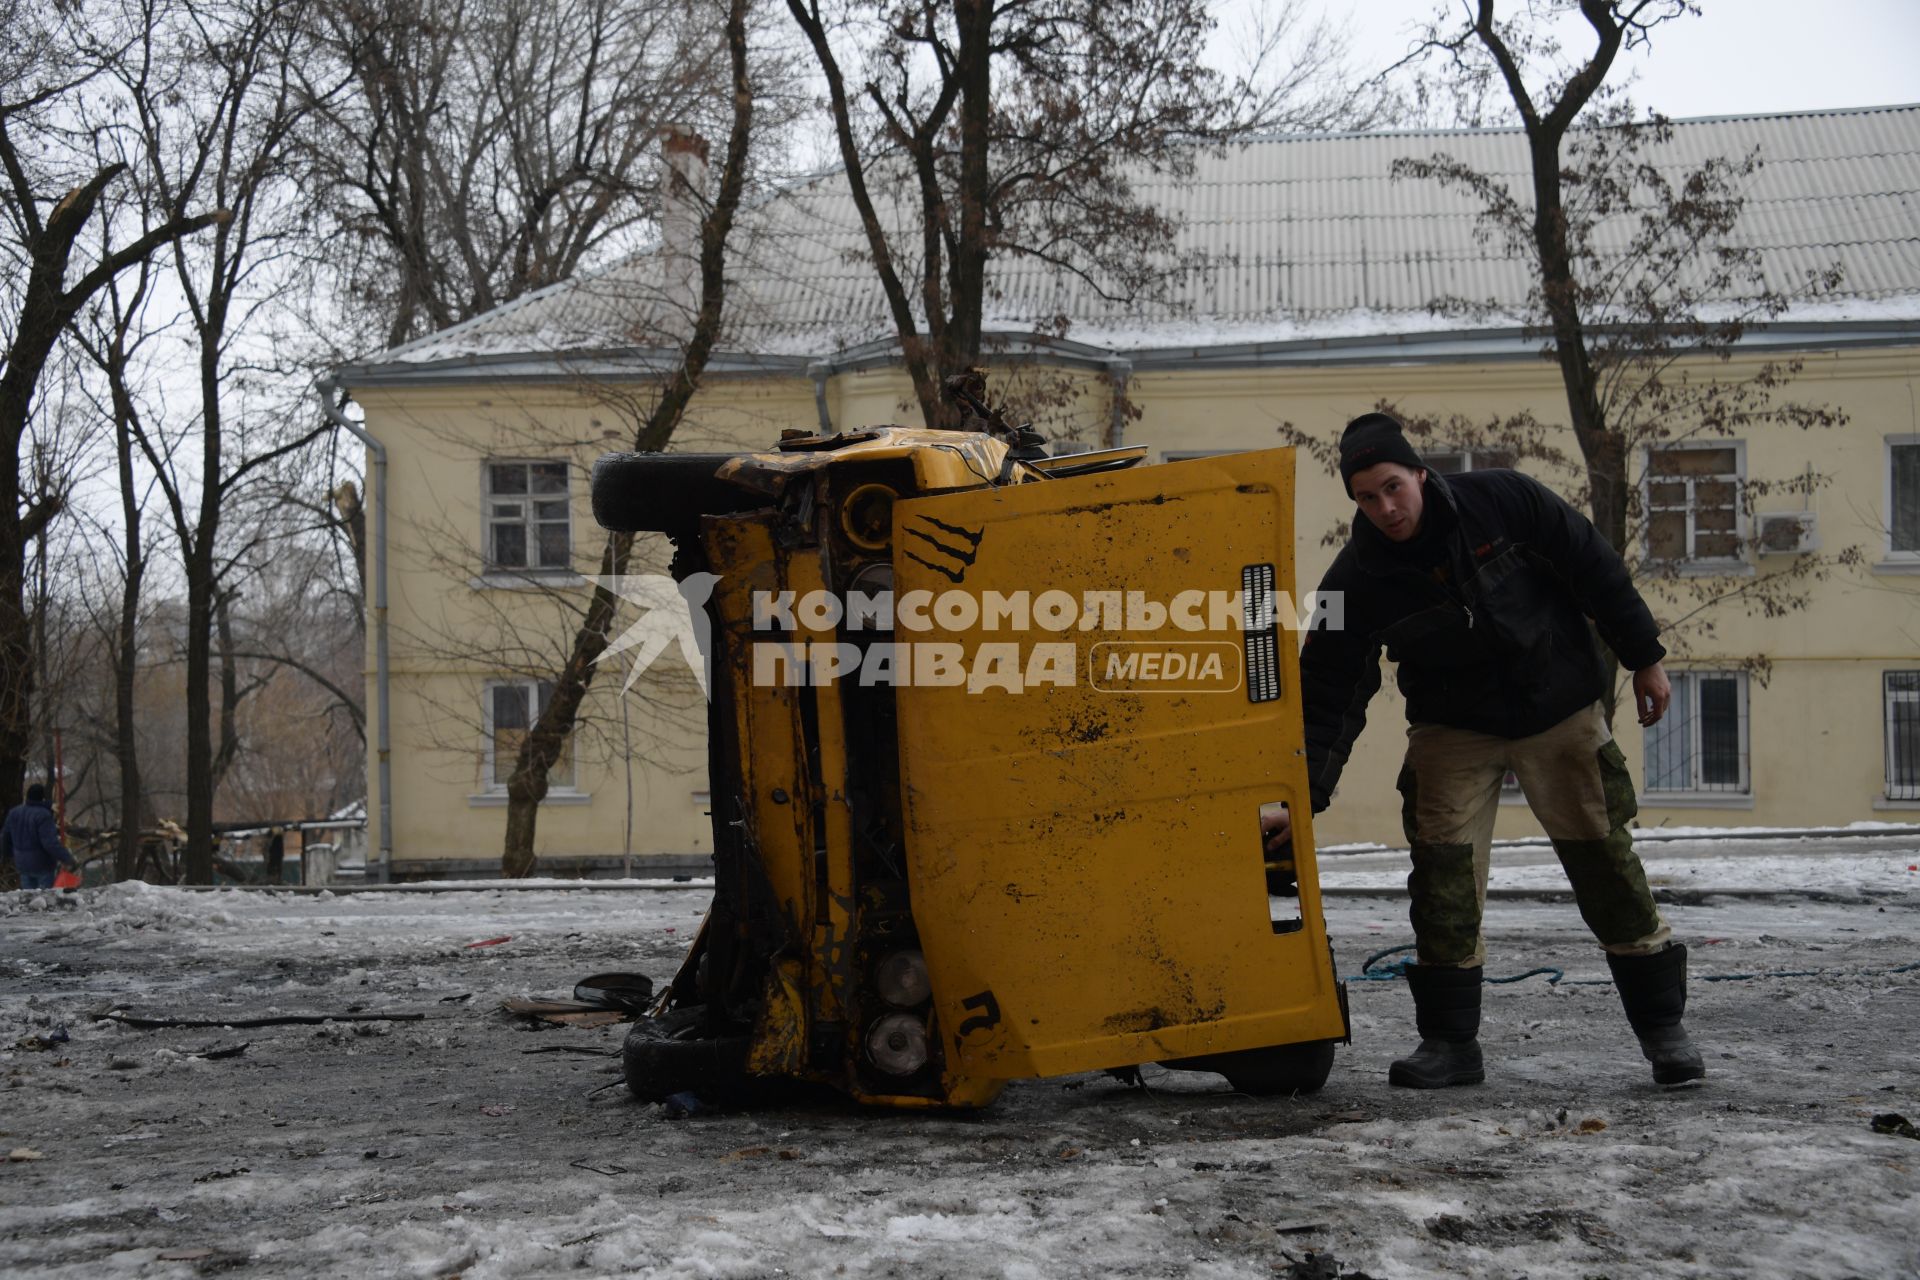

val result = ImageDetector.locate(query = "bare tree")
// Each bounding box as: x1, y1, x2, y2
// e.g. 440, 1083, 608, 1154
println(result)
1381, 1, 1849, 553
498, 0, 757, 877
109, 0, 340, 882
0, 0, 226, 815
1272, 1, 1858, 708
298, 0, 740, 351
74, 239, 165, 880
784, 0, 1383, 430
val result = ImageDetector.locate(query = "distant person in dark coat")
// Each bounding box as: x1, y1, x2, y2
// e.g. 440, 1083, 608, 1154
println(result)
3, 784, 77, 891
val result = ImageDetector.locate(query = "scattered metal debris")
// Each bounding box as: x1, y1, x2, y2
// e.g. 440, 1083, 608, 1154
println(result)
501, 998, 629, 1029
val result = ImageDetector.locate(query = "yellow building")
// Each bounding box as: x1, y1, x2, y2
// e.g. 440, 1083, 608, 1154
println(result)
333, 105, 1920, 878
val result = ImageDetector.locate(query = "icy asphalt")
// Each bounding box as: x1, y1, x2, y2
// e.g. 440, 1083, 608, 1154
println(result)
0, 832, 1915, 1280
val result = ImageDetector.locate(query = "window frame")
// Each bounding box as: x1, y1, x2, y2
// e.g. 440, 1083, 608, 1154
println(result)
1641, 441, 1748, 569
1887, 671, 1920, 802
1642, 669, 1751, 797
480, 677, 576, 794
1885, 434, 1920, 565
1423, 447, 1516, 476
482, 458, 573, 574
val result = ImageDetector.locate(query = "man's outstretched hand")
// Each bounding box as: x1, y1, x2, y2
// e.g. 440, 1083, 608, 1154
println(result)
1633, 661, 1671, 727
1260, 802, 1293, 854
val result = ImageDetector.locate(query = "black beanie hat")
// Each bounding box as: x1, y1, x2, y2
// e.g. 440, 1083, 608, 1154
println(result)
1338, 412, 1425, 496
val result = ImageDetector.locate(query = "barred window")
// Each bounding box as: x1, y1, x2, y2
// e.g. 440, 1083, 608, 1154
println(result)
1647, 445, 1743, 563
485, 461, 570, 571
1888, 672, 1920, 801
485, 680, 573, 791
1644, 671, 1749, 794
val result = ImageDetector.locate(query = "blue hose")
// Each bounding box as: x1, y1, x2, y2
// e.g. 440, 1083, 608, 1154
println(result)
1346, 944, 1920, 987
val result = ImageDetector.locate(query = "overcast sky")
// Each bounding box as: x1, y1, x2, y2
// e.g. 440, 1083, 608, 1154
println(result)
1319, 0, 1920, 120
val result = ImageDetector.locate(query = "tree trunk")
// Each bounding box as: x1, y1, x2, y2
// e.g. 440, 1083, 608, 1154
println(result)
1471, 0, 1636, 726
212, 589, 243, 791
115, 443, 145, 882
332, 480, 367, 601
787, 0, 949, 430
182, 331, 225, 884
0, 538, 28, 817
183, 545, 216, 883
945, 0, 993, 384
1525, 130, 1625, 552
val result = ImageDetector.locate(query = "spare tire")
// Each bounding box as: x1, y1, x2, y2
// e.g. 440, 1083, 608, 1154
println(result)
590, 452, 769, 535
621, 1006, 752, 1104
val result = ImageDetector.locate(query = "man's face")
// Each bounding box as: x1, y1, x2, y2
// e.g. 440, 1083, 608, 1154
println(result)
1351, 462, 1426, 542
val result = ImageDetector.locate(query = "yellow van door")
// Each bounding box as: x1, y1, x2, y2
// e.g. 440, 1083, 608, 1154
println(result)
889, 447, 1347, 1079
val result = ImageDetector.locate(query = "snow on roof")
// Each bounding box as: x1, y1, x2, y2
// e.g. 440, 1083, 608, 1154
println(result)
343, 103, 1920, 379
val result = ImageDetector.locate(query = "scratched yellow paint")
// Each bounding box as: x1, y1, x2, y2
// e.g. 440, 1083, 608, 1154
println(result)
892, 448, 1347, 1080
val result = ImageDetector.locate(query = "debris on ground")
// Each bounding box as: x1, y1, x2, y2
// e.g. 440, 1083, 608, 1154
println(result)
98, 1009, 427, 1029
570, 972, 653, 1012
1870, 1112, 1920, 1139
499, 998, 627, 1029
0, 840, 1913, 1278
661, 1091, 705, 1119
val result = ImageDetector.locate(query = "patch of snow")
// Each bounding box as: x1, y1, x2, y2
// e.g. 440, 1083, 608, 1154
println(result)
1, 838, 1914, 1278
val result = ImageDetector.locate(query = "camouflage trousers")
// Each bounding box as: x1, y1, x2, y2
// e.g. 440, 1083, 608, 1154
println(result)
1395, 700, 1670, 969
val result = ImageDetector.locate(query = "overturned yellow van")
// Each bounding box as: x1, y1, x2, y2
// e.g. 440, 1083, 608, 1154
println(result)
591, 422, 1347, 1109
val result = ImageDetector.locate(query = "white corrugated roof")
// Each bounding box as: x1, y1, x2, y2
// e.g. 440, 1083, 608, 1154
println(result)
350, 104, 1920, 372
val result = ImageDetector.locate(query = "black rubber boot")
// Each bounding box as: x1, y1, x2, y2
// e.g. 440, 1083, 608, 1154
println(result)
1388, 964, 1486, 1088
1608, 943, 1707, 1086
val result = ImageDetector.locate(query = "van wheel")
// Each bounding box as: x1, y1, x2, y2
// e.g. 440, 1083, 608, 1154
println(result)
622, 1007, 751, 1104
1161, 1038, 1337, 1096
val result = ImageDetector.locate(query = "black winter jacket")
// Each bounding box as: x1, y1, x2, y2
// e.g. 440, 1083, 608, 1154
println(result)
1300, 469, 1665, 812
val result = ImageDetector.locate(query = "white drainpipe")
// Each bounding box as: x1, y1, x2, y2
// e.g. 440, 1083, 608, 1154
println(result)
315, 378, 393, 884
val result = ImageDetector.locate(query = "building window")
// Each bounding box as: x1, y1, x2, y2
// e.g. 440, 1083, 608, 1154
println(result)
485, 460, 570, 571
1644, 671, 1749, 795
1889, 437, 1920, 559
1424, 448, 1516, 475
484, 680, 573, 791
1888, 672, 1920, 801
1646, 444, 1743, 563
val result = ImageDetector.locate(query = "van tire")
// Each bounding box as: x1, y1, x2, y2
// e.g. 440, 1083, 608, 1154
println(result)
1161, 1038, 1337, 1096
622, 1007, 751, 1104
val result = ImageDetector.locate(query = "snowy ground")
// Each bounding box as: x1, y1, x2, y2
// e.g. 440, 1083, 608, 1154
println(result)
1, 834, 1916, 1280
